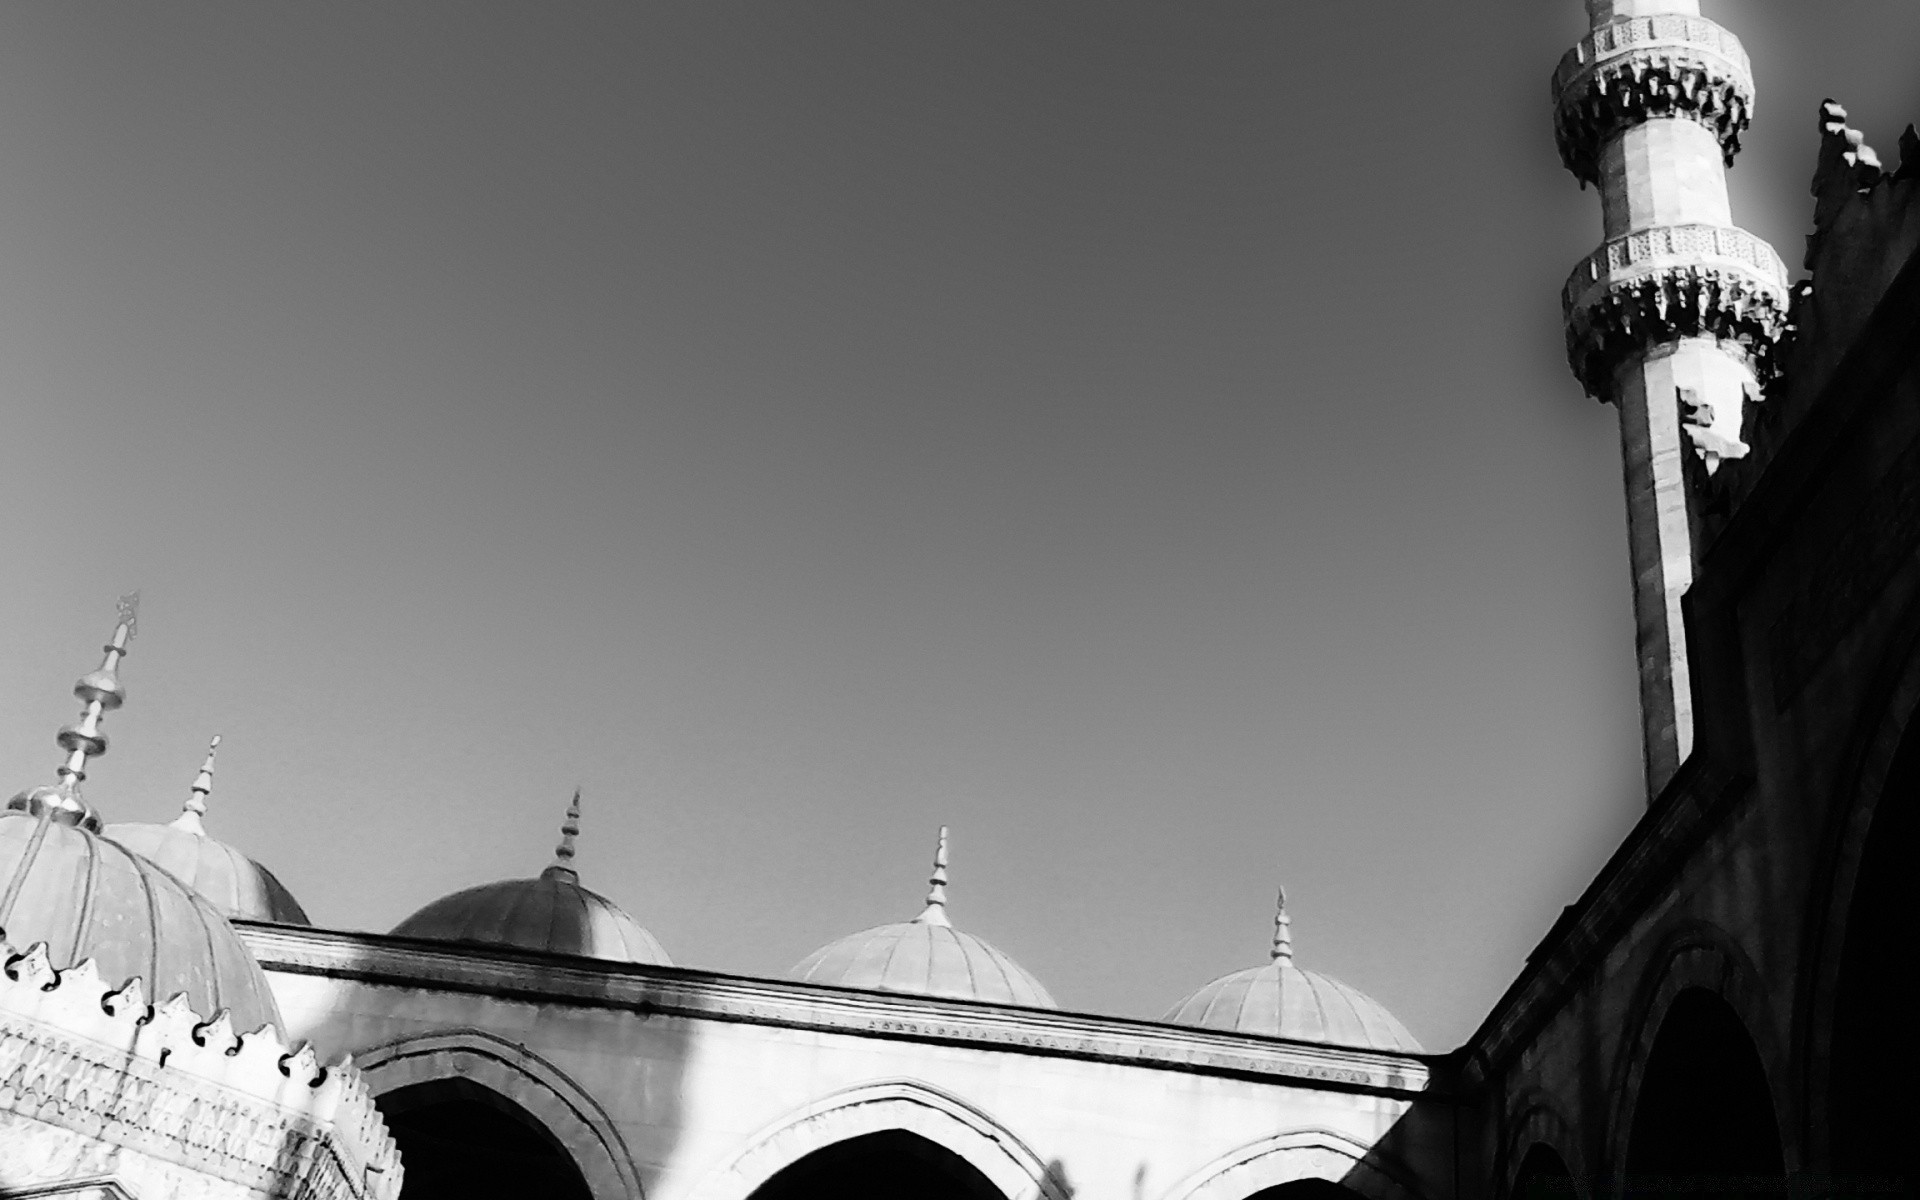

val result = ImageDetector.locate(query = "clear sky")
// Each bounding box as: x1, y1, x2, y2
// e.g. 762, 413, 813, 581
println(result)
2, 3, 1917, 1051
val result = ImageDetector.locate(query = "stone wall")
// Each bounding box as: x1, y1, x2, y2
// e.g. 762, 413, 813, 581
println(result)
244, 924, 1459, 1200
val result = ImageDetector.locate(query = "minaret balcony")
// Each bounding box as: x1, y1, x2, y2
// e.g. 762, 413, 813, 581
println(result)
1562, 223, 1790, 399
1554, 13, 1753, 185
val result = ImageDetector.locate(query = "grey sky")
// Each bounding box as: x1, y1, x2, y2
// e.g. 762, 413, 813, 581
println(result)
2, 3, 1916, 1048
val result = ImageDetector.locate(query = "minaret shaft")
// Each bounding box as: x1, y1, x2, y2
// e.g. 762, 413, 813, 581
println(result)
1554, 0, 1786, 799
1599, 119, 1732, 236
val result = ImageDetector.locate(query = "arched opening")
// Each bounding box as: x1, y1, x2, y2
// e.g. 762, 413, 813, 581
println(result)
747, 1130, 1006, 1200
1512, 1143, 1575, 1200
1245, 1181, 1369, 1200
378, 1078, 593, 1200
1830, 716, 1918, 1193
1625, 988, 1784, 1198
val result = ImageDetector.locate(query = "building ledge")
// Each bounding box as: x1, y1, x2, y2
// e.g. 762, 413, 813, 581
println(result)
237, 922, 1442, 1100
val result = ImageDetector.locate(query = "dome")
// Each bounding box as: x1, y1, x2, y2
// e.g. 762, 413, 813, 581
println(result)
790, 827, 1057, 1009
390, 789, 671, 966
0, 599, 282, 1035
1164, 889, 1419, 1052
0, 805, 283, 1034
105, 736, 311, 925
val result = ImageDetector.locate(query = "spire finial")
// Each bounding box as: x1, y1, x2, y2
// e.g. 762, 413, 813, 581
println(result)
915, 825, 951, 926
6, 594, 141, 831
172, 734, 221, 835
1270, 886, 1294, 964
544, 787, 583, 881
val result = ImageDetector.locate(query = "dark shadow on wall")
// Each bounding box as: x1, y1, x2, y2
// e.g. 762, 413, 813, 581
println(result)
1830, 724, 1918, 1200
747, 1130, 1005, 1200
379, 1078, 593, 1200
1624, 989, 1784, 1200
1513, 1144, 1574, 1200
1257, 1180, 1375, 1200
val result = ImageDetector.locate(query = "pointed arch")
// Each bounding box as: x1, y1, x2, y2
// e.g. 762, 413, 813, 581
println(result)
1605, 921, 1794, 1180
1503, 1093, 1589, 1200
1162, 1127, 1424, 1200
353, 1028, 642, 1200
686, 1079, 1062, 1200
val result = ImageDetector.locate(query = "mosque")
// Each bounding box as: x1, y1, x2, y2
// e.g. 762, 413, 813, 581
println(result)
4, 1, 1918, 1198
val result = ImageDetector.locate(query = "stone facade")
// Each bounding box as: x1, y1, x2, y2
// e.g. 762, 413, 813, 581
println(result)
1463, 20, 1920, 1200
243, 923, 1449, 1200
0, 937, 401, 1200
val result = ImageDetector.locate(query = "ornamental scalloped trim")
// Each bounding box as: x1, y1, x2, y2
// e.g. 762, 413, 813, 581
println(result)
1564, 262, 1790, 403
0, 935, 401, 1200
1552, 14, 1754, 186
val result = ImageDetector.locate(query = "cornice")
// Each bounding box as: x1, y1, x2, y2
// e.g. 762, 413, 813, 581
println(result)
1552, 14, 1753, 186
238, 924, 1441, 1100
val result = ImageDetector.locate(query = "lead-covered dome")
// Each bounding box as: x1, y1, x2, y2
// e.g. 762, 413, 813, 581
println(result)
105, 736, 310, 925
791, 828, 1057, 1008
390, 790, 671, 965
0, 601, 282, 1035
1165, 889, 1419, 1052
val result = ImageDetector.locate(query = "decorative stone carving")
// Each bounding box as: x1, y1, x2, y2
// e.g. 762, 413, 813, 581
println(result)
0, 935, 401, 1200
1562, 223, 1790, 400
1553, 14, 1754, 186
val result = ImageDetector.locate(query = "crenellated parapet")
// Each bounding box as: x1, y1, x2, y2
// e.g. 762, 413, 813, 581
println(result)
0, 936, 402, 1200
1563, 222, 1791, 401
1553, 13, 1754, 186
1739, 103, 1920, 464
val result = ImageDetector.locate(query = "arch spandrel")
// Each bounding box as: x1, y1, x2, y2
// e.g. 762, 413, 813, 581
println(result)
353, 1028, 643, 1200
686, 1079, 1062, 1200
1162, 1127, 1424, 1200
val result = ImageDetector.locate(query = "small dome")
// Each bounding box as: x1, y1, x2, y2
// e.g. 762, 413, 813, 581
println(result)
0, 597, 281, 1035
108, 822, 309, 925
1164, 889, 1418, 1052
391, 874, 670, 964
105, 736, 310, 925
1, 804, 283, 1035
790, 827, 1058, 1009
389, 789, 671, 966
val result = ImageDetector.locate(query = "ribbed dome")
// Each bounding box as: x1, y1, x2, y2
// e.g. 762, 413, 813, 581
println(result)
1164, 889, 1418, 1052
790, 827, 1058, 1009
792, 919, 1057, 1007
107, 821, 309, 925
1165, 959, 1419, 1051
0, 598, 281, 1035
105, 733, 308, 925
391, 871, 670, 964
0, 806, 283, 1035
389, 789, 670, 965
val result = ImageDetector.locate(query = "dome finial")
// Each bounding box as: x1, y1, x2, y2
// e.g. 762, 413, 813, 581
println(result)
915, 825, 951, 926
172, 734, 221, 835
1270, 886, 1293, 963
544, 787, 583, 881
7, 592, 140, 832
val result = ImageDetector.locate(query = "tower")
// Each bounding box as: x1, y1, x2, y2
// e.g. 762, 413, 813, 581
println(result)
1553, 0, 1790, 798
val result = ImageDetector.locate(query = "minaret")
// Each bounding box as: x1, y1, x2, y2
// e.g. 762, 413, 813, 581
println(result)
1553, 1, 1789, 798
